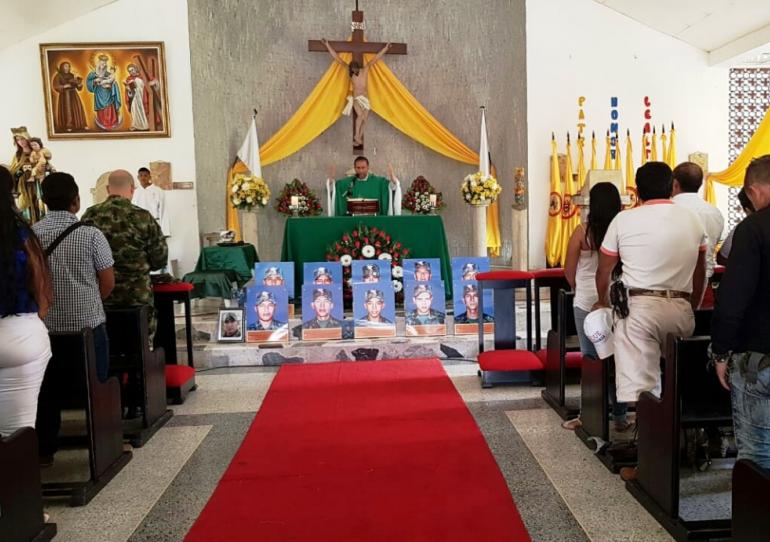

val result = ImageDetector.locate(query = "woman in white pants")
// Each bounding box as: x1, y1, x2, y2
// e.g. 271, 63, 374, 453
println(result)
0, 166, 52, 437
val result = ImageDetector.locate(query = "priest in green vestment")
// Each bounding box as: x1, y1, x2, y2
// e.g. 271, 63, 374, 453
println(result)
327, 156, 402, 216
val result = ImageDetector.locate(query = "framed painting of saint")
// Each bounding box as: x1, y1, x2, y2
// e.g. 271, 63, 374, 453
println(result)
40, 42, 170, 139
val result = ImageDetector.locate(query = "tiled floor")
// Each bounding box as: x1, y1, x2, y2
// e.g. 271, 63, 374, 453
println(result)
44, 361, 723, 541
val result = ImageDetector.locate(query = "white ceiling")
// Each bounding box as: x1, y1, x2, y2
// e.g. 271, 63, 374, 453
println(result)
0, 0, 117, 50
593, 0, 770, 65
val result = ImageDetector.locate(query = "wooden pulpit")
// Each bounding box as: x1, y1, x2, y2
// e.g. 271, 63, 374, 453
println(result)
347, 198, 379, 216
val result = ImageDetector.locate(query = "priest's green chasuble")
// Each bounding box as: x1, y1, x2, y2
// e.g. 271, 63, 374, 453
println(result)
334, 175, 391, 216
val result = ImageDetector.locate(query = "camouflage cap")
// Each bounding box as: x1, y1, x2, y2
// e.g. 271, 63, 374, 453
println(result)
461, 262, 478, 276
312, 288, 333, 301
263, 266, 283, 279
414, 260, 431, 271
412, 284, 433, 297
364, 289, 385, 302
224, 312, 238, 323
313, 267, 333, 280
463, 283, 479, 296
362, 264, 380, 277
255, 291, 276, 305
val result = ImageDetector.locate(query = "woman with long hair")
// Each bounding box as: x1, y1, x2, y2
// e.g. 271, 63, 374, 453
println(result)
562, 182, 629, 431
0, 165, 53, 437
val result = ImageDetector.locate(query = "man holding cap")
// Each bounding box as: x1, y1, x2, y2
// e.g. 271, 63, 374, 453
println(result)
262, 267, 284, 286
406, 284, 445, 325
303, 288, 342, 328
356, 289, 392, 327
414, 261, 432, 281
248, 291, 286, 330
455, 284, 493, 324
362, 263, 380, 283
595, 162, 706, 413
313, 267, 333, 285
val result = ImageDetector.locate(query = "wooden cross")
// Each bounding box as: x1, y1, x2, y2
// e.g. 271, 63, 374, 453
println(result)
308, 1, 406, 152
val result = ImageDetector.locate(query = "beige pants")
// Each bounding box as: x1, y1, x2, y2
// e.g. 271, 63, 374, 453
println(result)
613, 296, 695, 403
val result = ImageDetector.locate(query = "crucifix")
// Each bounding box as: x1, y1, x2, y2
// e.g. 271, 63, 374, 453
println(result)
308, 1, 407, 152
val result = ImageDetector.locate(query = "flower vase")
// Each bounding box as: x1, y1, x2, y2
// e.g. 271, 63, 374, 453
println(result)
239, 207, 259, 251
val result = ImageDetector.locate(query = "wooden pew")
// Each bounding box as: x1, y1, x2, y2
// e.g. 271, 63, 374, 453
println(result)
541, 289, 583, 420
732, 459, 770, 542
0, 428, 57, 541
105, 306, 173, 447
39, 329, 132, 506
532, 268, 569, 351
625, 335, 732, 541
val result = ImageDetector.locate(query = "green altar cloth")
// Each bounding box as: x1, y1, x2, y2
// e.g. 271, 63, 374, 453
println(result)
194, 243, 259, 283
280, 216, 452, 299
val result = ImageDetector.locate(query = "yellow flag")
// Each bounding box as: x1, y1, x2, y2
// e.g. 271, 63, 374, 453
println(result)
641, 131, 648, 166
545, 136, 564, 267
590, 131, 598, 170
614, 133, 622, 172
667, 124, 677, 168
661, 129, 668, 167
625, 131, 638, 207
603, 131, 612, 169
577, 136, 587, 191
560, 136, 580, 266
651, 129, 658, 161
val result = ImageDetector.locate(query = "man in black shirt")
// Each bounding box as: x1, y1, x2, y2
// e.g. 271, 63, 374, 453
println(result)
711, 155, 770, 468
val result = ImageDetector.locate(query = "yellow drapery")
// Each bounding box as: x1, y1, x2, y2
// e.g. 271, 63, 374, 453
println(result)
225, 55, 502, 255
707, 105, 770, 202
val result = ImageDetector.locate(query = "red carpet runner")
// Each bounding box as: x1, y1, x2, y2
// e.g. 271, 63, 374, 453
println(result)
186, 359, 530, 541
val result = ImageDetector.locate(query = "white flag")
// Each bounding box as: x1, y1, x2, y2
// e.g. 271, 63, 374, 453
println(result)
237, 115, 262, 178
479, 108, 490, 177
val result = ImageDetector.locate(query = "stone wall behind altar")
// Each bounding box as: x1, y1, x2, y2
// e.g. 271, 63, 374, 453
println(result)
188, 0, 527, 265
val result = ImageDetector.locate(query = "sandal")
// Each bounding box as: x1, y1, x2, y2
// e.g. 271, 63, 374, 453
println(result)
562, 418, 582, 430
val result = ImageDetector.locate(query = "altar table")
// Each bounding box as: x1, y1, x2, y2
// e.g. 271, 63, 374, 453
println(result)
280, 215, 453, 298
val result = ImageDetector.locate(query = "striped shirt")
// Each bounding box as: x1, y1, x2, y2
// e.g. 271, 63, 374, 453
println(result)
33, 210, 114, 332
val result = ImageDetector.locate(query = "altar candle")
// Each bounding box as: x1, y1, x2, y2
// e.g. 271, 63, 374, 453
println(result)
290, 196, 299, 207
429, 194, 437, 206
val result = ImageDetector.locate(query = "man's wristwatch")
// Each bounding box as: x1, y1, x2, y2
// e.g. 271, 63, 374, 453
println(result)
707, 343, 731, 365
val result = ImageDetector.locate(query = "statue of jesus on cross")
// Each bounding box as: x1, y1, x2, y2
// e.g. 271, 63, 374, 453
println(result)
321, 38, 391, 147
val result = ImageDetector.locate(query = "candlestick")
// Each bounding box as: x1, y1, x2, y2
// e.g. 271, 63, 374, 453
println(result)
290, 195, 299, 207
429, 194, 437, 206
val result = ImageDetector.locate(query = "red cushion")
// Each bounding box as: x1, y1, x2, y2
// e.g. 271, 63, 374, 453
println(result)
535, 349, 585, 368
478, 349, 543, 371
153, 282, 194, 293
165, 365, 195, 387
476, 270, 535, 281
531, 268, 565, 279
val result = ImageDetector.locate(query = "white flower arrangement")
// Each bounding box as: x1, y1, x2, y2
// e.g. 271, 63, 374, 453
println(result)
231, 174, 271, 211
378, 252, 393, 261
392, 279, 403, 293
461, 171, 502, 206
361, 244, 376, 258
340, 254, 353, 267
391, 265, 403, 278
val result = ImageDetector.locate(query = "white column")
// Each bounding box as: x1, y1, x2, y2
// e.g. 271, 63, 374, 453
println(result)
473, 204, 488, 257
239, 210, 259, 254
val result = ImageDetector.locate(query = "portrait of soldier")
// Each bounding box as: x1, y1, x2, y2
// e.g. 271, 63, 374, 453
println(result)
355, 289, 393, 327
461, 262, 478, 281
362, 263, 380, 283
303, 288, 343, 328
262, 267, 285, 286
313, 266, 334, 285
248, 291, 287, 330
405, 283, 445, 325
221, 312, 242, 338
454, 284, 494, 324
413, 260, 432, 282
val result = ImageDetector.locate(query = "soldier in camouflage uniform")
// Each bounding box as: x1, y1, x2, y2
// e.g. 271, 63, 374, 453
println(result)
82, 169, 167, 339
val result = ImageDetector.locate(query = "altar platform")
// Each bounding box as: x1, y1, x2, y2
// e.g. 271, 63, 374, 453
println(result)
171, 298, 551, 369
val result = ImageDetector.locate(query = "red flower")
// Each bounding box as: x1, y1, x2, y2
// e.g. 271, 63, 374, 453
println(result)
375, 241, 382, 248
363, 237, 369, 244
393, 252, 400, 258
376, 249, 381, 256
354, 241, 361, 248
386, 236, 391, 242
352, 230, 359, 238
342, 235, 350, 243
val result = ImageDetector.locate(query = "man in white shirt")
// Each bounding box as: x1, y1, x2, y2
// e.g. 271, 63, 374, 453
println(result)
595, 162, 707, 408
132, 166, 170, 236
672, 162, 724, 280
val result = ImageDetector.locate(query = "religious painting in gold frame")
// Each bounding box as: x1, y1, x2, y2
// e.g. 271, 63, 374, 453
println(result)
40, 42, 170, 139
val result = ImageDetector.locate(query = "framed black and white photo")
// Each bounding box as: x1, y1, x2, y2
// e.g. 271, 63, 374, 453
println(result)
218, 309, 244, 342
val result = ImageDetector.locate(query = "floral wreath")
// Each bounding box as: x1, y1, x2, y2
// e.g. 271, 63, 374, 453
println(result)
274, 178, 323, 217
402, 175, 446, 214
325, 224, 411, 300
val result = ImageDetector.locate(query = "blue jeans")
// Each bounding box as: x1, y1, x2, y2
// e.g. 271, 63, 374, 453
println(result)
729, 356, 770, 469
574, 306, 628, 423
92, 323, 110, 383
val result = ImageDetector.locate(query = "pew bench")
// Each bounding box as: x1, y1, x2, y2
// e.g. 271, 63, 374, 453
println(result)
626, 335, 732, 541
732, 459, 770, 542
38, 329, 131, 506
106, 306, 173, 447
0, 428, 57, 541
